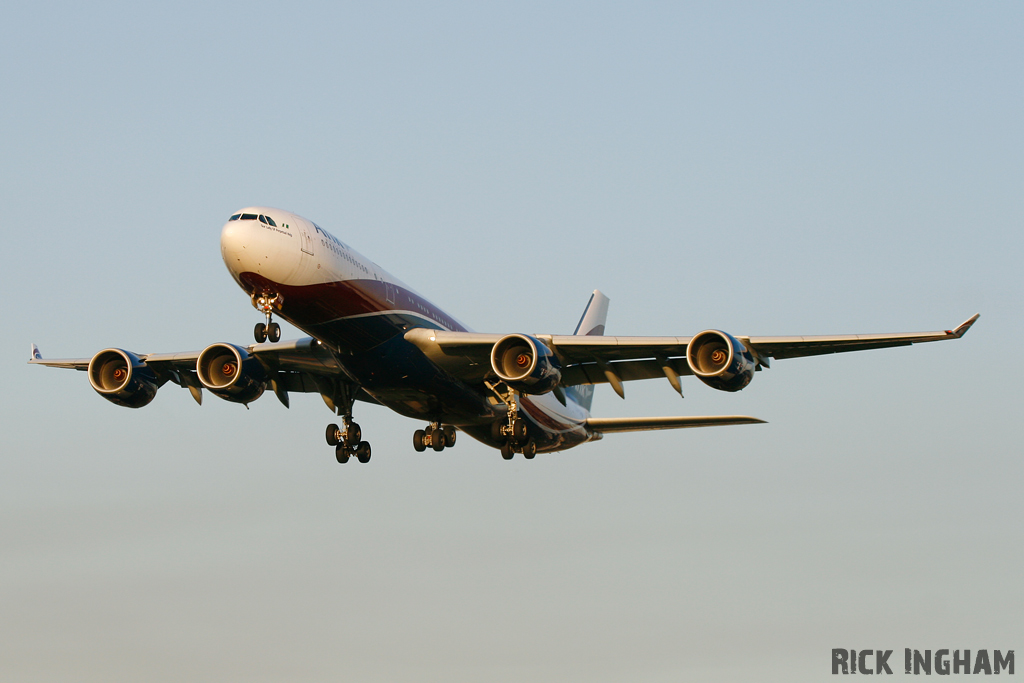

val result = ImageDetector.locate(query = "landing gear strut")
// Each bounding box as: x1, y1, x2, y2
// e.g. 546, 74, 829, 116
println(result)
252, 293, 282, 343
485, 381, 535, 461
413, 423, 456, 452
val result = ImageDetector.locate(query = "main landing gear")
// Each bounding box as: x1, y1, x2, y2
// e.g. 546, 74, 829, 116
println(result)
324, 382, 370, 463
326, 417, 371, 464
253, 293, 282, 343
485, 382, 537, 461
412, 423, 457, 452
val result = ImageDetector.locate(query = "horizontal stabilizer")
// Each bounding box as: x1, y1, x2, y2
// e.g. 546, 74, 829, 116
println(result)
586, 415, 765, 434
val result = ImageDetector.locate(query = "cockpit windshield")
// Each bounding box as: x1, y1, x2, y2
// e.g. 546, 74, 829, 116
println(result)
229, 213, 277, 226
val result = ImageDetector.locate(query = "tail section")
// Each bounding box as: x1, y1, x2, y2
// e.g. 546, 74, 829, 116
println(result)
573, 290, 610, 337
566, 290, 609, 411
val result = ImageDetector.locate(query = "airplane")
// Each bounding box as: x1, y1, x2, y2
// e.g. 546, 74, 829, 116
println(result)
30, 206, 979, 464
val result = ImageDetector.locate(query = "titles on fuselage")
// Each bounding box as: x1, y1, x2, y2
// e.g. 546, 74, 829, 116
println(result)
312, 220, 457, 330
313, 222, 370, 276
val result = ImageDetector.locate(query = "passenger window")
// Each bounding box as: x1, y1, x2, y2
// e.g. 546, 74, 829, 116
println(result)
229, 214, 241, 221
240, 213, 258, 221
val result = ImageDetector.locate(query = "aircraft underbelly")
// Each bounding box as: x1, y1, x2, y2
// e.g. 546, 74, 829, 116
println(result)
240, 271, 598, 453
323, 323, 497, 424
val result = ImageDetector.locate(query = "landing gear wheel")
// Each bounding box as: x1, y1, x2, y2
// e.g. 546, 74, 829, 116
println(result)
523, 439, 537, 459
267, 322, 281, 343
326, 423, 341, 447
431, 427, 445, 452
347, 422, 361, 446
491, 421, 504, 441
442, 425, 456, 447
500, 441, 514, 460
413, 429, 426, 452
356, 442, 371, 463
254, 322, 267, 343
512, 419, 527, 443
335, 444, 350, 464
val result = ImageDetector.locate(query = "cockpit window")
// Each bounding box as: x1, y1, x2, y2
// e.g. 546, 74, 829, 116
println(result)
240, 213, 258, 221
264, 216, 278, 227
259, 215, 269, 225
229, 213, 241, 221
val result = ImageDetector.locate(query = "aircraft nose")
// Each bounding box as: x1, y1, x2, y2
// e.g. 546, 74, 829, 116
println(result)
220, 219, 255, 278
220, 215, 304, 285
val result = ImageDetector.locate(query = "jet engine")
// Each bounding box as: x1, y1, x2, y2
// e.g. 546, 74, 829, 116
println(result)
197, 343, 267, 404
686, 330, 756, 392
88, 348, 160, 408
490, 334, 562, 395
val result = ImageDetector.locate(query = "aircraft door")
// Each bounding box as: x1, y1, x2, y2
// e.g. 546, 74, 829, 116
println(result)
297, 221, 314, 256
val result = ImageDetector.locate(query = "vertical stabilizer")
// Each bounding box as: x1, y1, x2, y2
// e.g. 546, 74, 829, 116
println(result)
566, 290, 609, 411
573, 290, 609, 336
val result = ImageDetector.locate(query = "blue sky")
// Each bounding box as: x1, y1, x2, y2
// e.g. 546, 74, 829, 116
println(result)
2, 2, 1022, 680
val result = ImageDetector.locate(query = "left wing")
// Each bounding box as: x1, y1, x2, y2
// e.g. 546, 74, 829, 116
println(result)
405, 314, 979, 395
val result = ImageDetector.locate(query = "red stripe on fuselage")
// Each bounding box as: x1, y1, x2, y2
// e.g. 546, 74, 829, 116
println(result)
238, 273, 467, 332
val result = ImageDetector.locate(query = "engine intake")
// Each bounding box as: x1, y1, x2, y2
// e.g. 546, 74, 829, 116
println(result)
197, 343, 267, 404
88, 348, 159, 408
490, 334, 561, 395
686, 330, 756, 392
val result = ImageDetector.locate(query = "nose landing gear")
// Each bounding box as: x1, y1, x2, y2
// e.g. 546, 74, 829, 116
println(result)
254, 321, 280, 344
252, 293, 283, 343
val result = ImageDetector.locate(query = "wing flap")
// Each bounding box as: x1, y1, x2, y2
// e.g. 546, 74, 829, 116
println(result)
560, 357, 693, 387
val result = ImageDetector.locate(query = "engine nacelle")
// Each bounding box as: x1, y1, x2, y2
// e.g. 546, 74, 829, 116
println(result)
686, 330, 756, 392
490, 334, 562, 395
88, 348, 159, 408
197, 343, 267, 404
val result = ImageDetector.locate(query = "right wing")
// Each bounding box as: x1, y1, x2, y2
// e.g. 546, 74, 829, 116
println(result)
29, 338, 375, 408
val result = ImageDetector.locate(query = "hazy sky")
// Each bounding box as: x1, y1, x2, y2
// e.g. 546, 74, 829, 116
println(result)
2, 2, 1022, 681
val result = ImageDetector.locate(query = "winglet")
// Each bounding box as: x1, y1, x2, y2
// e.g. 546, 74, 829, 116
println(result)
30, 343, 42, 361
948, 313, 980, 338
